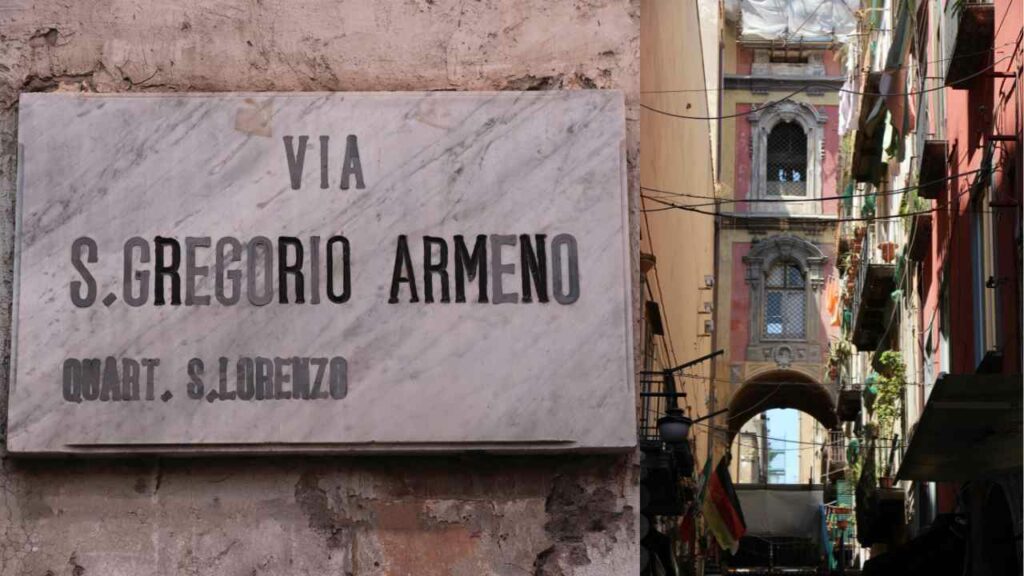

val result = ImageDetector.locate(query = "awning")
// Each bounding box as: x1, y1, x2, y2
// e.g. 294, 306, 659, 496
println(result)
897, 374, 1023, 482
736, 485, 824, 540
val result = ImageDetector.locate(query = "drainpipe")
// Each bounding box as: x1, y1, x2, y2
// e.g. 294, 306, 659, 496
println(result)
709, 195, 722, 467
761, 414, 769, 485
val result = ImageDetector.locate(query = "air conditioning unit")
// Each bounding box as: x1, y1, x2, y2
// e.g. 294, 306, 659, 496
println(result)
703, 275, 715, 288
703, 319, 714, 334
701, 302, 714, 314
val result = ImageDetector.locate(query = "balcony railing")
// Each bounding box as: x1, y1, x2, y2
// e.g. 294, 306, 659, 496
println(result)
822, 429, 849, 482
765, 180, 808, 198
638, 374, 669, 444
850, 219, 902, 350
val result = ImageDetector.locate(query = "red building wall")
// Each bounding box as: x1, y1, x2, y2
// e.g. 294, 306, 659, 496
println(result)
735, 48, 844, 76
922, 0, 1022, 514
921, 0, 1022, 381
728, 241, 838, 364
730, 242, 752, 360
732, 103, 841, 215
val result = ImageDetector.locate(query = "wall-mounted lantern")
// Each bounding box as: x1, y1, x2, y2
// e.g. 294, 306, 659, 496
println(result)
657, 408, 693, 444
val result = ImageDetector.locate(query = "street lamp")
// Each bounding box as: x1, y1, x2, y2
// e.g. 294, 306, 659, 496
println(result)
657, 408, 693, 444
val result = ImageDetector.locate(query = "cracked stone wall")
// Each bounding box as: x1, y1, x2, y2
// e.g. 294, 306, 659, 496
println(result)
0, 1, 639, 574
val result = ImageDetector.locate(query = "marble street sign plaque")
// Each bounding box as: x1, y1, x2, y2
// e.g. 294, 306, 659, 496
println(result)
8, 91, 635, 454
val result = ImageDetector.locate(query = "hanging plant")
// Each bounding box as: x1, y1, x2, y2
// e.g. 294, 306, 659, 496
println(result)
837, 253, 852, 276
829, 338, 853, 370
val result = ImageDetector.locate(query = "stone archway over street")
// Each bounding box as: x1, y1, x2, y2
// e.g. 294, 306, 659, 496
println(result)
727, 369, 838, 441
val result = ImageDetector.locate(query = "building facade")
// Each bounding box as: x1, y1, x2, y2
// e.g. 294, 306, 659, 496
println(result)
712, 6, 847, 475
698, 1, 857, 570
836, 0, 1022, 571
638, 0, 721, 573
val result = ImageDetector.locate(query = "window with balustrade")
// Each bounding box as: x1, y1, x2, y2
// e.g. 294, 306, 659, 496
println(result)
766, 122, 808, 197
746, 101, 826, 214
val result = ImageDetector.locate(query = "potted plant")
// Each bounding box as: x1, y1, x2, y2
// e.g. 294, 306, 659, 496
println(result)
836, 253, 851, 276
838, 235, 851, 255
874, 351, 907, 441
872, 351, 907, 488
879, 241, 898, 263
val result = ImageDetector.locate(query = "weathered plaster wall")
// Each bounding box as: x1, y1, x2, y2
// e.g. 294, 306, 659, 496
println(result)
638, 0, 718, 466
0, 1, 640, 574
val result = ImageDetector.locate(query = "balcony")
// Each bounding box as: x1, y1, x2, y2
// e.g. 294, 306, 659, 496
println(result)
856, 437, 908, 546
944, 0, 995, 88
917, 140, 948, 199
821, 430, 849, 482
850, 220, 901, 351
837, 384, 863, 421
851, 73, 886, 184
908, 213, 933, 262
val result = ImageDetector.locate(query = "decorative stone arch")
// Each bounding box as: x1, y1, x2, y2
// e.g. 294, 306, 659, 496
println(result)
726, 369, 838, 442
747, 101, 827, 214
743, 235, 828, 364
746, 363, 822, 388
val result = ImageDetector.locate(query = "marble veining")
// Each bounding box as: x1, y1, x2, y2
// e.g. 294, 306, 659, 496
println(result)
9, 91, 634, 454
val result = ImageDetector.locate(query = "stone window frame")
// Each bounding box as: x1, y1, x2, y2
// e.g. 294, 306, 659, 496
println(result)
747, 101, 827, 214
751, 50, 827, 77
743, 235, 827, 356
762, 258, 807, 340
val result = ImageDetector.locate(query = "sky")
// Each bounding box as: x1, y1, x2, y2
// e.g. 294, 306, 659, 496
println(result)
765, 408, 800, 484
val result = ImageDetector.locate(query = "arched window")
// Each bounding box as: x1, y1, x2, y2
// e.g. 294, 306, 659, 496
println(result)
765, 122, 807, 197
763, 260, 806, 340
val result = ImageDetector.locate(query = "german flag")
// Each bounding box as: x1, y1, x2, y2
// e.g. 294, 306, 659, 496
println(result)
702, 455, 747, 554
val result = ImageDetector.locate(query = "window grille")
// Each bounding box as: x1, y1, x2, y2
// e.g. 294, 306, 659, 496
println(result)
763, 261, 806, 339
765, 122, 808, 197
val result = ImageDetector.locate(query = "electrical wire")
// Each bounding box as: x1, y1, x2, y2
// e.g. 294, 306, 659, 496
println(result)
723, 381, 786, 422
638, 43, 1017, 94
639, 168, 684, 373
640, 370, 939, 388
642, 195, 1003, 218
641, 167, 994, 207
863, 145, 1002, 368
640, 52, 1016, 121
642, 179, 980, 222
641, 86, 807, 120
652, 265, 681, 370
690, 417, 904, 450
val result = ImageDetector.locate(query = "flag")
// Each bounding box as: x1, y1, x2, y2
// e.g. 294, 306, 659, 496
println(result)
702, 455, 747, 554
681, 457, 715, 544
